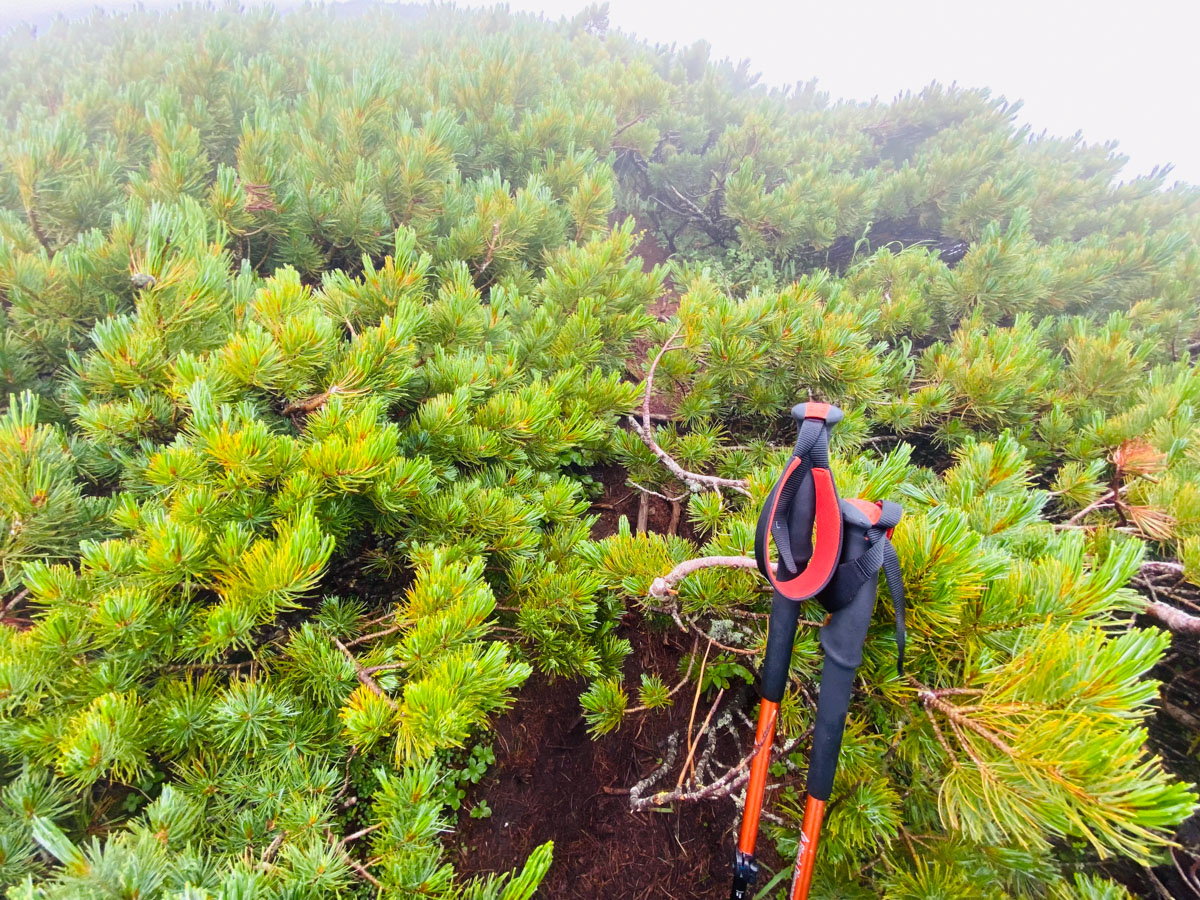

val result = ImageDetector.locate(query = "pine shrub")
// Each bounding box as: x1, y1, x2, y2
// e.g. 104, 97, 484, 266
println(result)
0, 4, 1197, 898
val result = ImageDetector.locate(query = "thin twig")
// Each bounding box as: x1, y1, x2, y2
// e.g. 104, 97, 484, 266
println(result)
612, 112, 648, 139
334, 748, 357, 800
1059, 479, 1139, 528
627, 637, 699, 714
348, 858, 383, 889
926, 710, 956, 760
334, 638, 398, 710
1, 588, 29, 615
260, 831, 285, 866
23, 201, 52, 252
476, 221, 501, 275
677, 642, 712, 792
1061, 489, 1117, 526
339, 821, 383, 846
163, 660, 253, 674
344, 625, 402, 648
628, 480, 688, 503
362, 661, 408, 676
919, 690, 1017, 757
680, 688, 725, 789
626, 671, 692, 714
681, 617, 760, 657
591, 492, 634, 510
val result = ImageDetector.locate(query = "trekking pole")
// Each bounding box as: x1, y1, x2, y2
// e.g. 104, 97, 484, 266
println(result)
731, 404, 906, 900
731, 403, 845, 900
787, 497, 903, 899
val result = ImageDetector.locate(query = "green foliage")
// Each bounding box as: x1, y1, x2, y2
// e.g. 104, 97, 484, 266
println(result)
0, 3, 1197, 898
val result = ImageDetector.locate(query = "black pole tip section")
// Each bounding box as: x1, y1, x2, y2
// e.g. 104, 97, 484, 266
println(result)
760, 591, 802, 704
729, 851, 759, 900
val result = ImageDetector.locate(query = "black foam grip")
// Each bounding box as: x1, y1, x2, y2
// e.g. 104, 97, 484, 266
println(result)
805, 655, 855, 801
807, 515, 878, 800
761, 591, 801, 703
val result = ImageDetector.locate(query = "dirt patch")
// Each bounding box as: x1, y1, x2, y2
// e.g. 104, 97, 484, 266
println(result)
631, 218, 681, 322
632, 222, 672, 275
453, 616, 777, 898
646, 290, 681, 322
588, 462, 701, 545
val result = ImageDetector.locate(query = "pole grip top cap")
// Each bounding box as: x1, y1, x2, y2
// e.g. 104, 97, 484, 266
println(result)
792, 402, 843, 426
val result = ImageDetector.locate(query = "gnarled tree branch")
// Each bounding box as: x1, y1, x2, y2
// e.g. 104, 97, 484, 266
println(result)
1144, 600, 1200, 635
648, 555, 761, 599
630, 325, 751, 498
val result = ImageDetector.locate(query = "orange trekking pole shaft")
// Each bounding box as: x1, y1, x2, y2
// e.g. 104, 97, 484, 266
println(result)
789, 795, 826, 899
730, 592, 800, 899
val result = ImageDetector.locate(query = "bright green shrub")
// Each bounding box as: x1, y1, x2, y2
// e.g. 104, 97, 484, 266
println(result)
0, 4, 1197, 899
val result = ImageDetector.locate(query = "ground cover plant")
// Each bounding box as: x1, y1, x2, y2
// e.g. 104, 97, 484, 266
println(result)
0, 3, 1199, 898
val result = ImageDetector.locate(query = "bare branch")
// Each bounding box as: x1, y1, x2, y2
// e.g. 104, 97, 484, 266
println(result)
648, 555, 762, 599
1144, 600, 1200, 635
260, 831, 285, 866
642, 324, 684, 429
344, 624, 402, 648
628, 479, 688, 503
630, 726, 800, 811
612, 112, 648, 139
282, 384, 356, 417
339, 821, 383, 846
362, 661, 408, 676
1133, 560, 1200, 634
630, 416, 751, 497
680, 618, 760, 657
23, 201, 53, 252
476, 221, 501, 276
348, 858, 383, 889
1140, 560, 1186, 579
631, 325, 751, 498
1, 588, 30, 615
1060, 488, 1117, 526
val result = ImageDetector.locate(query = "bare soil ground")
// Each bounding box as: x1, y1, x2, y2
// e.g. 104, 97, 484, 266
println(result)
452, 626, 750, 900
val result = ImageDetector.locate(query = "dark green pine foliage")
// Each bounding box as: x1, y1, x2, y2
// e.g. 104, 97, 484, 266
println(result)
0, 4, 1197, 900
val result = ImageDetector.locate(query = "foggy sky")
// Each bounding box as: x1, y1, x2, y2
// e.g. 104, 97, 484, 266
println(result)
2, 0, 1197, 185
